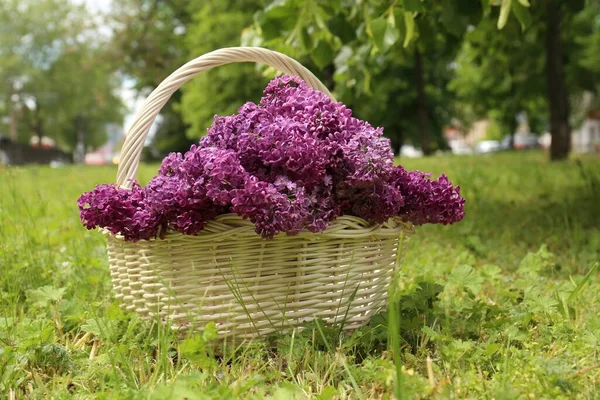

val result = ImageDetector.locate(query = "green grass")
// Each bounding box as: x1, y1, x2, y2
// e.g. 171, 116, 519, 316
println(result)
1, 151, 599, 399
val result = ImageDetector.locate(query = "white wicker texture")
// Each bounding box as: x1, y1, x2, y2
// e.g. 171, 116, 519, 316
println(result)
107, 47, 413, 343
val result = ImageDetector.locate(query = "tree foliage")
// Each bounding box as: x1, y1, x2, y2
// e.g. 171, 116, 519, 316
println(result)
108, 0, 194, 158
180, 0, 269, 139
0, 0, 123, 150
109, 0, 191, 90
104, 0, 598, 160
449, 16, 548, 137
109, 0, 271, 157
328, 20, 462, 153
248, 0, 600, 160
451, 0, 597, 156
246, 0, 533, 154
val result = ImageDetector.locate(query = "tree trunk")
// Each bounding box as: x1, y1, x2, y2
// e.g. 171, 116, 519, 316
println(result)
510, 119, 517, 149
504, 108, 518, 150
322, 64, 336, 91
33, 105, 44, 144
415, 49, 432, 156
76, 114, 85, 149
7, 87, 18, 142
9, 103, 18, 143
506, 117, 517, 150
74, 114, 86, 163
390, 128, 404, 156
545, 0, 571, 161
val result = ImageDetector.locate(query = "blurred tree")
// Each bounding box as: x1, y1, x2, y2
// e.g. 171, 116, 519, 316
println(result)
484, 120, 504, 141
180, 0, 268, 138
108, 0, 194, 159
47, 45, 125, 150
544, 0, 571, 160
569, 0, 600, 126
576, 1, 600, 77
247, 0, 531, 155
449, 16, 547, 145
450, 0, 595, 159
0, 0, 123, 150
330, 14, 463, 154
109, 0, 271, 156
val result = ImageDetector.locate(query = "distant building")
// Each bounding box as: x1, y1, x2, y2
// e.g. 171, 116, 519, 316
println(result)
83, 123, 124, 165
0, 137, 71, 166
443, 127, 461, 141
463, 120, 490, 146
29, 136, 57, 149
572, 108, 600, 154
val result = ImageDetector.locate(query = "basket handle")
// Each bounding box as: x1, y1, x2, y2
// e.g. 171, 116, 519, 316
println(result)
116, 47, 333, 187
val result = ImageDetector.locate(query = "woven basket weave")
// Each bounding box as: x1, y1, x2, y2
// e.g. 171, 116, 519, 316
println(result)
108, 47, 413, 342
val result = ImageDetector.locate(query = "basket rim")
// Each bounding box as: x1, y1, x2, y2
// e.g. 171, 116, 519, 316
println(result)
102, 213, 415, 243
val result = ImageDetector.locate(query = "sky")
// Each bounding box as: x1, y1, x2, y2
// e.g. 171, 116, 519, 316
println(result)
80, 0, 112, 12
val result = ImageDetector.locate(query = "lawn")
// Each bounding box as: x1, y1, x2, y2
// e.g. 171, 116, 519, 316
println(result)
1, 151, 599, 399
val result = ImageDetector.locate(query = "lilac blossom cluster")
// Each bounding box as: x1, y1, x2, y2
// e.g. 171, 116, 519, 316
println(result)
79, 76, 465, 241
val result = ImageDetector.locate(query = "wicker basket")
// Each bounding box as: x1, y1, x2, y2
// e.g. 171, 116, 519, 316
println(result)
108, 47, 414, 343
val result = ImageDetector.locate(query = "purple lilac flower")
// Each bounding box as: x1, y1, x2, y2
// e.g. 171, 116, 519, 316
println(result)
392, 166, 465, 225
78, 182, 160, 242
145, 146, 248, 235
231, 176, 311, 238
78, 75, 465, 240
